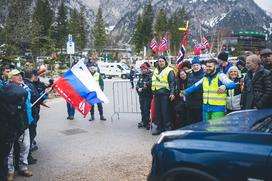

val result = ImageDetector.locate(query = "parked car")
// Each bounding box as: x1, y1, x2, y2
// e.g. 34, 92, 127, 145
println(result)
99, 62, 130, 79
148, 109, 272, 181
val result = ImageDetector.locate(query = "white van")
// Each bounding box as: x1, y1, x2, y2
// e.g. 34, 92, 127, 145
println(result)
98, 62, 130, 79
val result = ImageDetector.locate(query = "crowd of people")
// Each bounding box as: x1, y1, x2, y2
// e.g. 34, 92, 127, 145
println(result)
0, 47, 272, 180
135, 48, 272, 135
0, 66, 52, 181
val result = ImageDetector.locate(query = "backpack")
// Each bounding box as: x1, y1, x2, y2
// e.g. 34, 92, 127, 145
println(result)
0, 83, 28, 142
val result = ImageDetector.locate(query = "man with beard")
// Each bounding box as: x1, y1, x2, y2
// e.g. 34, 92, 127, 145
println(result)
182, 59, 236, 122
260, 48, 272, 71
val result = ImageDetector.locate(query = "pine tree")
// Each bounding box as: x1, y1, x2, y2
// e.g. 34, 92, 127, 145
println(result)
5, 0, 32, 53
31, 18, 42, 65
68, 8, 80, 51
92, 7, 107, 54
154, 8, 168, 39
31, 0, 55, 59
141, 1, 154, 47
55, 1, 68, 51
132, 15, 143, 53
43, 0, 54, 36
68, 6, 87, 51
78, 6, 87, 50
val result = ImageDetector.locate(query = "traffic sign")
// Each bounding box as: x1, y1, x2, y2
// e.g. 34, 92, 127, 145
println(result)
67, 40, 75, 54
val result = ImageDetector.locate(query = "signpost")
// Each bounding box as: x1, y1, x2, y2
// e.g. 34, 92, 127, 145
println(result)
67, 34, 75, 67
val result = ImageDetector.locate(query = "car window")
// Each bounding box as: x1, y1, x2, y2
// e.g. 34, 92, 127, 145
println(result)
251, 116, 272, 133
117, 65, 124, 70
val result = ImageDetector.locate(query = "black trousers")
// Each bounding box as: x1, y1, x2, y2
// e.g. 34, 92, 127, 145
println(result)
154, 94, 172, 131
90, 103, 103, 116
139, 95, 152, 125
186, 107, 202, 125
0, 141, 13, 180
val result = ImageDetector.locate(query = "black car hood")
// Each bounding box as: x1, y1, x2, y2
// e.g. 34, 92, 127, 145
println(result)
181, 109, 272, 133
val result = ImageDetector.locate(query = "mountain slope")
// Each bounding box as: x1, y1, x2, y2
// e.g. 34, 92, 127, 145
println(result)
0, 0, 271, 46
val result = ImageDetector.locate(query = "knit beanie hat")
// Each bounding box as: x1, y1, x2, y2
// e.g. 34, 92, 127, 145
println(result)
140, 63, 148, 69
191, 56, 201, 65
217, 52, 228, 61
182, 61, 191, 69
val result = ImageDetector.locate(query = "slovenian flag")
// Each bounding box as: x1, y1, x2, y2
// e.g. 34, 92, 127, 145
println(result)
53, 61, 109, 117
158, 35, 168, 52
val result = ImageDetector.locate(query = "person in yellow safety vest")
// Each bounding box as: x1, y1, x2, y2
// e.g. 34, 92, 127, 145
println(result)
88, 64, 106, 121
181, 58, 236, 122
151, 56, 176, 135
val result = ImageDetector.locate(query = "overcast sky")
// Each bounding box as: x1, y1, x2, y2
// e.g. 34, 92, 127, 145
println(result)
254, 0, 272, 13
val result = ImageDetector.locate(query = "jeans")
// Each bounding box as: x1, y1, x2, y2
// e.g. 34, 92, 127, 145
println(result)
66, 102, 75, 117
8, 129, 30, 173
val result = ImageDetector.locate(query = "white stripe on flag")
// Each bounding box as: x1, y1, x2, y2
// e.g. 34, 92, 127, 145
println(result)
71, 61, 109, 104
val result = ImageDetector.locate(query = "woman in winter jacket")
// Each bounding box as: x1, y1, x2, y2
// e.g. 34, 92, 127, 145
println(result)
226, 66, 243, 113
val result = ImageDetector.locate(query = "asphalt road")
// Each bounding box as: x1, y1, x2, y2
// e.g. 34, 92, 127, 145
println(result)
15, 79, 157, 181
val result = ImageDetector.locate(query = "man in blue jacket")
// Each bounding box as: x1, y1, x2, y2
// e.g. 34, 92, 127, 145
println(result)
182, 59, 236, 122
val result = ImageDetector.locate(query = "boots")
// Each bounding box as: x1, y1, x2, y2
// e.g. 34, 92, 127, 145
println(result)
89, 114, 94, 121
100, 115, 107, 121
137, 122, 145, 128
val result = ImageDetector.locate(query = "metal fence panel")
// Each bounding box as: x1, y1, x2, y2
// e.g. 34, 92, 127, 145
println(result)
112, 81, 140, 120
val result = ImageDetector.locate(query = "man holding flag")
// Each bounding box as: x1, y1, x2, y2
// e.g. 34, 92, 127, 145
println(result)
87, 64, 106, 121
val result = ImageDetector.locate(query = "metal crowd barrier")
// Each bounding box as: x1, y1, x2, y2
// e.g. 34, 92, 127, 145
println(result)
111, 80, 140, 120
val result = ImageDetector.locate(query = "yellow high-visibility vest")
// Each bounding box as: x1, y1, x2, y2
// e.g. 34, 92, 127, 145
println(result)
203, 75, 227, 106
151, 66, 172, 91
92, 72, 100, 85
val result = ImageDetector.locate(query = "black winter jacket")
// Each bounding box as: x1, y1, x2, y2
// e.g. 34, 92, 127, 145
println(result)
186, 70, 204, 108
0, 83, 28, 142
241, 65, 272, 109
24, 78, 41, 122
136, 71, 152, 97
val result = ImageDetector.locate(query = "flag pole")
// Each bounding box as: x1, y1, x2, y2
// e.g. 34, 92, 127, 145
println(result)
31, 92, 47, 108
31, 85, 54, 108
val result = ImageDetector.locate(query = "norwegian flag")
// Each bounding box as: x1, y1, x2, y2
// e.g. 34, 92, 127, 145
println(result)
150, 36, 159, 53
177, 30, 188, 68
201, 36, 210, 49
177, 44, 185, 65
194, 42, 202, 56
158, 35, 168, 52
